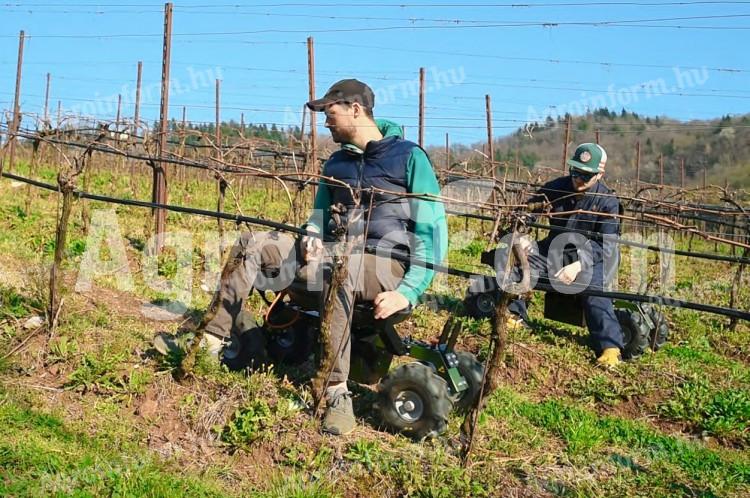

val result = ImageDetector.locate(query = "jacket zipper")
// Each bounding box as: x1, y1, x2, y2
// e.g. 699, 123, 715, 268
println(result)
356, 154, 365, 199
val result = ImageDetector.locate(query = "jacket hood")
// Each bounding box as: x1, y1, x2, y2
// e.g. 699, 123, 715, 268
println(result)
340, 119, 404, 154
376, 119, 404, 139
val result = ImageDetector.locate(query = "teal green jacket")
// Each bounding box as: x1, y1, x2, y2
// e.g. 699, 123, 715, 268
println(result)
304, 119, 448, 305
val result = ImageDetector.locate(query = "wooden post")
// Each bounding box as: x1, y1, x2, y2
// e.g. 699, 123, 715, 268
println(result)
595, 128, 600, 144
39, 73, 51, 167
129, 63, 143, 195
134, 61, 143, 132
43, 72, 51, 128
444, 132, 450, 170
418, 67, 425, 148
55, 100, 62, 165
153, 2, 173, 254
215, 79, 221, 155
485, 94, 498, 237
179, 106, 187, 183
5, 30, 25, 175
115, 94, 122, 140
561, 114, 571, 172
680, 157, 685, 189
635, 140, 641, 193
215, 78, 226, 254
659, 153, 664, 187
485, 94, 494, 172
306, 36, 317, 199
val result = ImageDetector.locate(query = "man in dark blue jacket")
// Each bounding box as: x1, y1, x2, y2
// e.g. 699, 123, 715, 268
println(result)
508, 143, 624, 367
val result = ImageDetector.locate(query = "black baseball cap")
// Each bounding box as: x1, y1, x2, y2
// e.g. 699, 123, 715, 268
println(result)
306, 79, 375, 112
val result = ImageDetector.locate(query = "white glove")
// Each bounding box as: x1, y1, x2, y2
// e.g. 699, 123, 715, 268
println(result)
301, 229, 323, 263
554, 261, 582, 285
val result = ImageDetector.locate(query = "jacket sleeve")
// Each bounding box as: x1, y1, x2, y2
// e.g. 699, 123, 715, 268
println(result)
579, 197, 620, 271
396, 148, 448, 305
302, 169, 331, 236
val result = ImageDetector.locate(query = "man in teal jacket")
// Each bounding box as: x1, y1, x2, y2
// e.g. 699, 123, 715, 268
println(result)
162, 79, 448, 436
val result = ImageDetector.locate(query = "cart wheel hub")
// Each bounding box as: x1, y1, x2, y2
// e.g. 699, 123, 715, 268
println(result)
394, 390, 424, 423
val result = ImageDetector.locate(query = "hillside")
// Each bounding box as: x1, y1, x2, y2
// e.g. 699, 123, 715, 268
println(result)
441, 110, 750, 189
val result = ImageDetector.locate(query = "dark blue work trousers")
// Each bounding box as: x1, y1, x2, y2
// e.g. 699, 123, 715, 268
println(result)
507, 244, 624, 354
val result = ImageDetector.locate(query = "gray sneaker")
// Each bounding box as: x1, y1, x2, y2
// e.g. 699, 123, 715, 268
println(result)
153, 331, 235, 360
153, 331, 195, 356
322, 388, 356, 436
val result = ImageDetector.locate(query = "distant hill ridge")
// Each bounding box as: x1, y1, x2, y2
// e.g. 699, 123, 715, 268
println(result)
435, 109, 750, 189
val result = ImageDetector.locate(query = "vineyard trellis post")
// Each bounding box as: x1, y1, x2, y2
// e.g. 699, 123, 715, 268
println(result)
680, 157, 685, 189
153, 2, 173, 254
215, 78, 227, 255
635, 140, 641, 192
115, 94, 122, 160
306, 36, 317, 200
444, 132, 449, 170
561, 114, 571, 172
485, 94, 494, 172
55, 100, 62, 165
134, 61, 143, 132
131, 61, 143, 195
659, 153, 664, 188
5, 30, 25, 176
43, 72, 51, 128
179, 106, 187, 184
39, 73, 52, 175
419, 67, 425, 148
485, 94, 499, 238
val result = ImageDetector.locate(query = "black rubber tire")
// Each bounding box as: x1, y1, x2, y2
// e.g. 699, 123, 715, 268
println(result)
616, 309, 650, 360
221, 327, 269, 371
267, 321, 315, 365
451, 352, 485, 414
375, 362, 452, 440
463, 292, 497, 320
644, 305, 669, 351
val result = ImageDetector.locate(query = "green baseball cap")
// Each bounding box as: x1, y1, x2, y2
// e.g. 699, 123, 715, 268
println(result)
566, 143, 607, 173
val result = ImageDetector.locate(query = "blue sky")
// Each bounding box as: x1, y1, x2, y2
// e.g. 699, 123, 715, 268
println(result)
1, 1, 748, 146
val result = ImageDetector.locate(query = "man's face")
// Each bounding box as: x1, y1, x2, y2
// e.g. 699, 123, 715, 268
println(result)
570, 168, 603, 192
323, 103, 357, 144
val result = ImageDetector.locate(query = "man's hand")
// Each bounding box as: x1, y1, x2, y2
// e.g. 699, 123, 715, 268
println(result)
374, 291, 410, 320
301, 231, 323, 263
554, 261, 582, 285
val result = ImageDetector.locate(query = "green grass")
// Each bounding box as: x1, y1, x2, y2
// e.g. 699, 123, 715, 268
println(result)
0, 393, 229, 497
659, 377, 750, 445
0, 285, 42, 320
0, 155, 748, 497
487, 388, 750, 496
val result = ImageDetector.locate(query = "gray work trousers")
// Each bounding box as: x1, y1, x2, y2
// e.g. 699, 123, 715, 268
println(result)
204, 231, 405, 384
